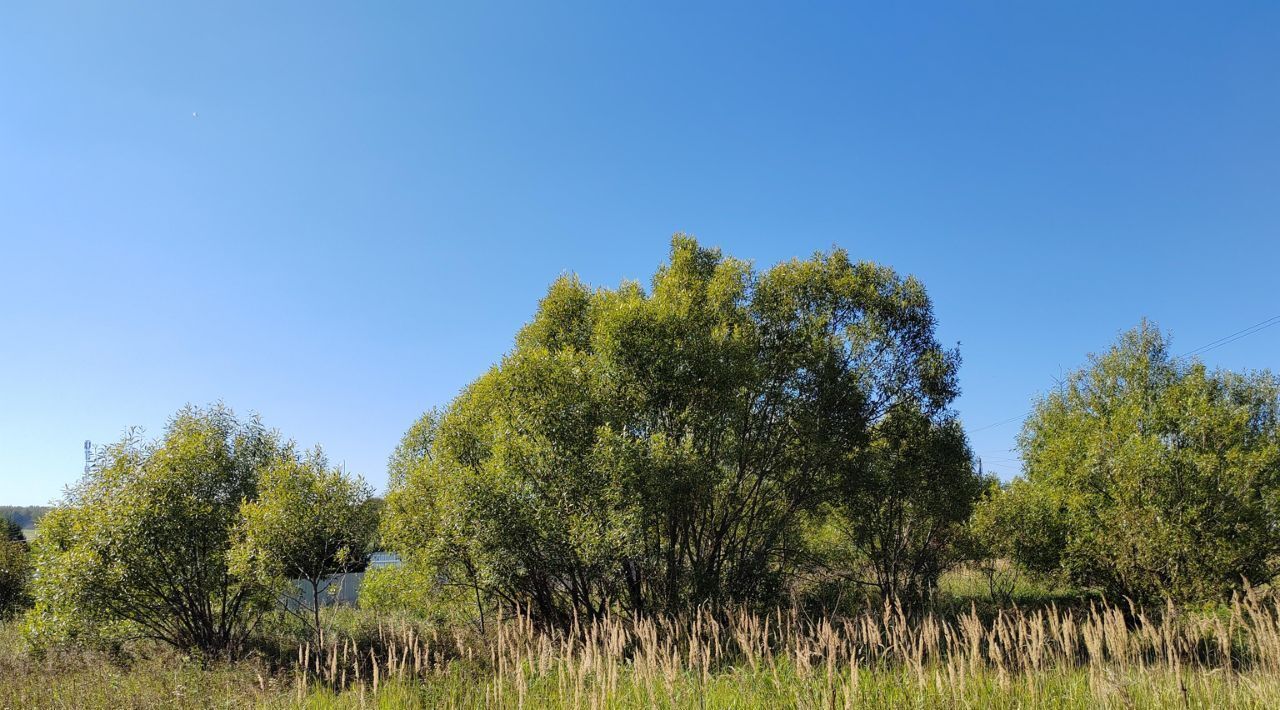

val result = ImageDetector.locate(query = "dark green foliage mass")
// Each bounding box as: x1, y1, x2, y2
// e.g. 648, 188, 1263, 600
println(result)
383, 236, 978, 623
0, 535, 30, 619
1, 518, 32, 619
833, 407, 984, 606
3, 519, 24, 543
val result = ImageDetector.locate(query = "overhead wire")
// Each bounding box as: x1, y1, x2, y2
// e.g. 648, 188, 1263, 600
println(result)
966, 314, 1280, 434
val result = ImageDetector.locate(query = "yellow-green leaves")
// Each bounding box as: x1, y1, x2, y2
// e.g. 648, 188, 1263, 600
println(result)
232, 448, 378, 646
383, 236, 964, 623
25, 404, 283, 659
1016, 322, 1280, 602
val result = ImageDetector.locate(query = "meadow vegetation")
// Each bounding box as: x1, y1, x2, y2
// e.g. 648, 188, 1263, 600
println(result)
11, 581, 1280, 707
2, 238, 1279, 707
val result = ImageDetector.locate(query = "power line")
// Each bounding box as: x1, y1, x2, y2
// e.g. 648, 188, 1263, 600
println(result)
969, 413, 1026, 434
966, 313, 1280, 434
1175, 315, 1280, 361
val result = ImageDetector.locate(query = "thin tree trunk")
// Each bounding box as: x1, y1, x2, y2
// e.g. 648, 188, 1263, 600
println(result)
312, 578, 324, 648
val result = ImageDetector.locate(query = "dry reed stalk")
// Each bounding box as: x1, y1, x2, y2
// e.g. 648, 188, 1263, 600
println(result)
284, 590, 1280, 706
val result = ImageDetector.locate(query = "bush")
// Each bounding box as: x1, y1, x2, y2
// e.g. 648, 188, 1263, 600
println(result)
357, 562, 475, 631
232, 448, 379, 647
833, 408, 984, 607
964, 478, 1068, 603
384, 236, 965, 624
1012, 323, 1280, 603
27, 404, 285, 659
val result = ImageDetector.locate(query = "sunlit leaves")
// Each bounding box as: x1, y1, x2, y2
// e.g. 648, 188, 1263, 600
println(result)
384, 236, 964, 623
232, 448, 377, 645
25, 404, 283, 659
1016, 322, 1280, 602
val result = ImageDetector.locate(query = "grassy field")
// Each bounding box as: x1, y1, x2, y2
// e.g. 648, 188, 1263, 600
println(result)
7, 582, 1280, 708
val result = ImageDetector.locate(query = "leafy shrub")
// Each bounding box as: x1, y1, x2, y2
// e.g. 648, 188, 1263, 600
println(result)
231, 448, 378, 647
27, 405, 284, 659
1013, 323, 1280, 603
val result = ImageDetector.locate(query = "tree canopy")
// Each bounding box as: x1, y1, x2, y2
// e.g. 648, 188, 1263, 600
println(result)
833, 406, 982, 605
26, 404, 285, 658
1014, 322, 1280, 602
0, 537, 30, 620
383, 236, 974, 623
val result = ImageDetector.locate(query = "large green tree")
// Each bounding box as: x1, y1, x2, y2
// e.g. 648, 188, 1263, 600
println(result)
384, 236, 967, 623
1015, 323, 1280, 602
26, 404, 284, 658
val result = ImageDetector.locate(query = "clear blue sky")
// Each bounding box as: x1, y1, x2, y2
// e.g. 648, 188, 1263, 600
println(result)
2, 2, 1278, 505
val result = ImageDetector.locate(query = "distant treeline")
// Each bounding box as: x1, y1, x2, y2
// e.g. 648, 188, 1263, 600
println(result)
0, 507, 51, 530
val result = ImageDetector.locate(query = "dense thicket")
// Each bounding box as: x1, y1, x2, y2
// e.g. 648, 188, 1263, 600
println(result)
832, 408, 985, 604
25, 405, 373, 659
383, 237, 979, 624
27, 405, 284, 658
3, 519, 23, 542
1008, 323, 1280, 603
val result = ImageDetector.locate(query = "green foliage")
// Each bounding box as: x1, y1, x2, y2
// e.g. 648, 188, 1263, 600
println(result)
384, 236, 967, 623
0, 540, 31, 620
358, 564, 428, 614
232, 449, 379, 646
834, 408, 983, 606
358, 562, 470, 628
960, 477, 1069, 604
1, 522, 30, 619
25, 404, 284, 659
386, 409, 440, 490
1014, 322, 1280, 602
969, 478, 1068, 579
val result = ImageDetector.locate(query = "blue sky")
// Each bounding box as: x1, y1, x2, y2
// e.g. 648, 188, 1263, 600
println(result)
2, 2, 1278, 504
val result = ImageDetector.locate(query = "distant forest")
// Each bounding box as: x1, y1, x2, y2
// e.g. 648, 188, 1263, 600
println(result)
0, 507, 50, 530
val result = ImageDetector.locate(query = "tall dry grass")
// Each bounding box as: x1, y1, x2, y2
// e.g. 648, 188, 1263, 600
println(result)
10, 585, 1280, 707
287, 584, 1280, 707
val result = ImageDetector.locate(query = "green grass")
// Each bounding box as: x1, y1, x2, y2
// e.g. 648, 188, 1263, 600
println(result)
0, 619, 273, 709
6, 646, 1280, 708
8, 583, 1280, 709
291, 665, 1280, 709
7, 640, 1280, 710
